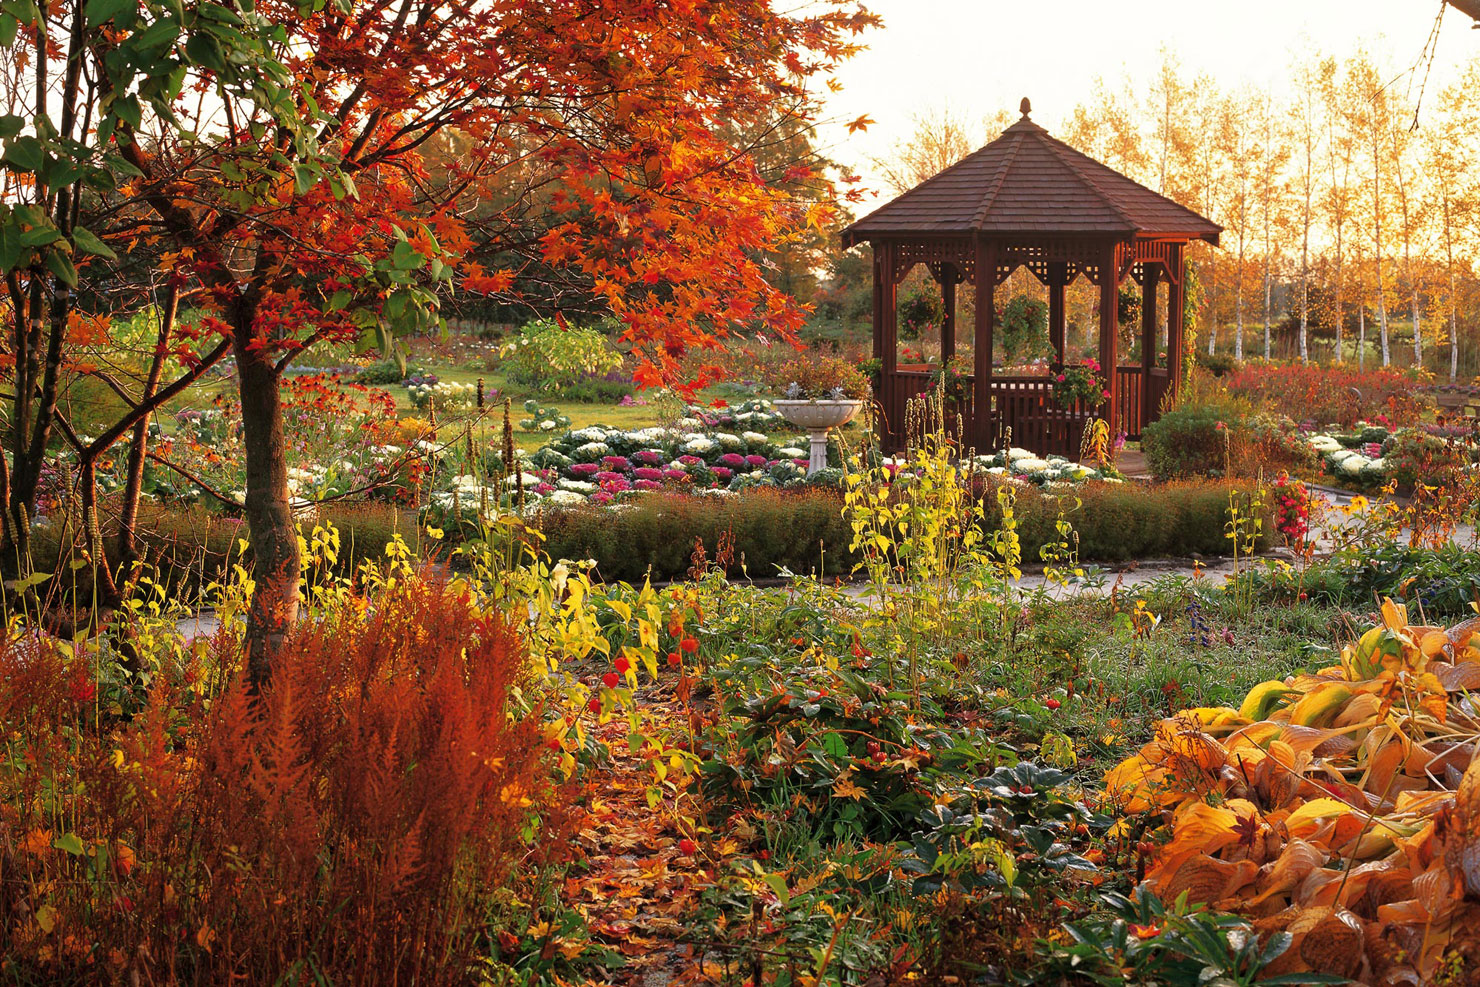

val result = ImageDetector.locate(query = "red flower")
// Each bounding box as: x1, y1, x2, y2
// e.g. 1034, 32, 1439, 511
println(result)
587, 696, 602, 713
667, 651, 681, 666
1044, 698, 1061, 710
602, 672, 620, 689
614, 655, 631, 674
678, 838, 698, 855
680, 637, 698, 653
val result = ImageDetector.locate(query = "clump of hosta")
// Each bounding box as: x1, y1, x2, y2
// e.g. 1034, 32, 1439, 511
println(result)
1104, 600, 1480, 986
519, 398, 572, 433
407, 380, 477, 410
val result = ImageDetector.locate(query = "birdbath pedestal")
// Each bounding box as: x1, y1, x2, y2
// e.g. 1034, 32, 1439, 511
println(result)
773, 399, 863, 475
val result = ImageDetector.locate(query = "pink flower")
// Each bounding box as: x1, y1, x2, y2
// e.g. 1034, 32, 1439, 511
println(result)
745, 454, 768, 467
719, 453, 746, 468
634, 479, 661, 491
601, 455, 631, 472
1055, 374, 1066, 382
661, 469, 689, 482
712, 467, 733, 481
570, 462, 601, 477
633, 467, 664, 481
1101, 390, 1111, 399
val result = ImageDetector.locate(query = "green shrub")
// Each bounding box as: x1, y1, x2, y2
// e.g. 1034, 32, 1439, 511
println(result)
1141, 405, 1235, 479
1195, 350, 1242, 376
355, 359, 420, 384
501, 319, 623, 390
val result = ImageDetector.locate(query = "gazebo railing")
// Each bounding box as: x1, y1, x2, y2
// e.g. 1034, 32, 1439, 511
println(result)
876, 366, 1156, 458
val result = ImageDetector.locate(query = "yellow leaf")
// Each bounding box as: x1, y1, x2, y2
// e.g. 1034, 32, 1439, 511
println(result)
35, 904, 57, 934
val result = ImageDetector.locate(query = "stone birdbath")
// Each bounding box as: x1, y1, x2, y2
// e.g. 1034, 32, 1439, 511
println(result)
774, 399, 863, 475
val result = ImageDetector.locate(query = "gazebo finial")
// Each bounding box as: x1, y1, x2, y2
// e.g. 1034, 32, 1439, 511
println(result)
1020, 96, 1031, 118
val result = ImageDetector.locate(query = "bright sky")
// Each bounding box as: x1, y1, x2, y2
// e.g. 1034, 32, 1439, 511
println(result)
816, 0, 1478, 211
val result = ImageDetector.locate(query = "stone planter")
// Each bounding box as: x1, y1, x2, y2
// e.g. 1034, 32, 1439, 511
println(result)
774, 399, 863, 475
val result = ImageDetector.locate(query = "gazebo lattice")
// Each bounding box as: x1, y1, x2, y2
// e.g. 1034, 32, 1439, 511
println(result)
843, 99, 1221, 457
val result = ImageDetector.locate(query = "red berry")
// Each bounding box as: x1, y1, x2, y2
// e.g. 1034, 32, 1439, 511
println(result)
614, 655, 631, 673
758, 849, 770, 860
681, 637, 698, 653
602, 672, 620, 689
587, 697, 601, 713
871, 751, 886, 763
1045, 698, 1061, 710
866, 741, 880, 754
679, 838, 698, 855
667, 652, 681, 666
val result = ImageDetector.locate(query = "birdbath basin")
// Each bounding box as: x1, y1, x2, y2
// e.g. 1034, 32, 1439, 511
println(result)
773, 399, 863, 475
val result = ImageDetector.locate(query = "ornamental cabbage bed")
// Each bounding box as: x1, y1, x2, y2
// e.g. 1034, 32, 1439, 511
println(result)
419, 421, 833, 535
1306, 422, 1480, 487
968, 448, 1123, 488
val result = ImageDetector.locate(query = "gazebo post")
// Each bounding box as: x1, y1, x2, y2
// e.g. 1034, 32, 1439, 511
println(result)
940, 269, 956, 362
972, 237, 996, 452
1048, 262, 1067, 365
1167, 244, 1186, 402
1140, 263, 1160, 427
1098, 243, 1120, 435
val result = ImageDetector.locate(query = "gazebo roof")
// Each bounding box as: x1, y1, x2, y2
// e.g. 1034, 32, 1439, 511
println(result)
842, 103, 1222, 247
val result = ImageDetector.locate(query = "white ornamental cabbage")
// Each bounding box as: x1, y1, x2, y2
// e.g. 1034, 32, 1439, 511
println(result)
572, 442, 610, 460
1308, 434, 1343, 454
683, 436, 717, 455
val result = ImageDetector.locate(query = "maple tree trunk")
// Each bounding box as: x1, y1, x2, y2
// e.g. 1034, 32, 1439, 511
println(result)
233, 306, 300, 688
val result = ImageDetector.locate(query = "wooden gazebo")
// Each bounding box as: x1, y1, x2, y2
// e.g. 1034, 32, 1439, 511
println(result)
843, 99, 1221, 456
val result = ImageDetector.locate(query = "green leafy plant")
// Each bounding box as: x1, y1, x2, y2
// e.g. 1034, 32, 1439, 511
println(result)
501, 318, 624, 391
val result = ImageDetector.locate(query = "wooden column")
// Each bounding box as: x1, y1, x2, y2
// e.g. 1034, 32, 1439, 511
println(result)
1140, 262, 1160, 427
1166, 244, 1186, 408
875, 241, 898, 376
972, 237, 996, 452
941, 268, 956, 362
1098, 243, 1120, 435
1048, 262, 1067, 365
871, 242, 885, 362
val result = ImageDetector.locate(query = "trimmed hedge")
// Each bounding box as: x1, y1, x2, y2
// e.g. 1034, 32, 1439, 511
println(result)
21, 479, 1274, 594
536, 487, 852, 582
989, 479, 1275, 562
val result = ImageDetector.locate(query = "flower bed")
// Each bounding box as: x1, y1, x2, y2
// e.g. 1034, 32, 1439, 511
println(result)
969, 448, 1122, 488
1306, 422, 1480, 488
